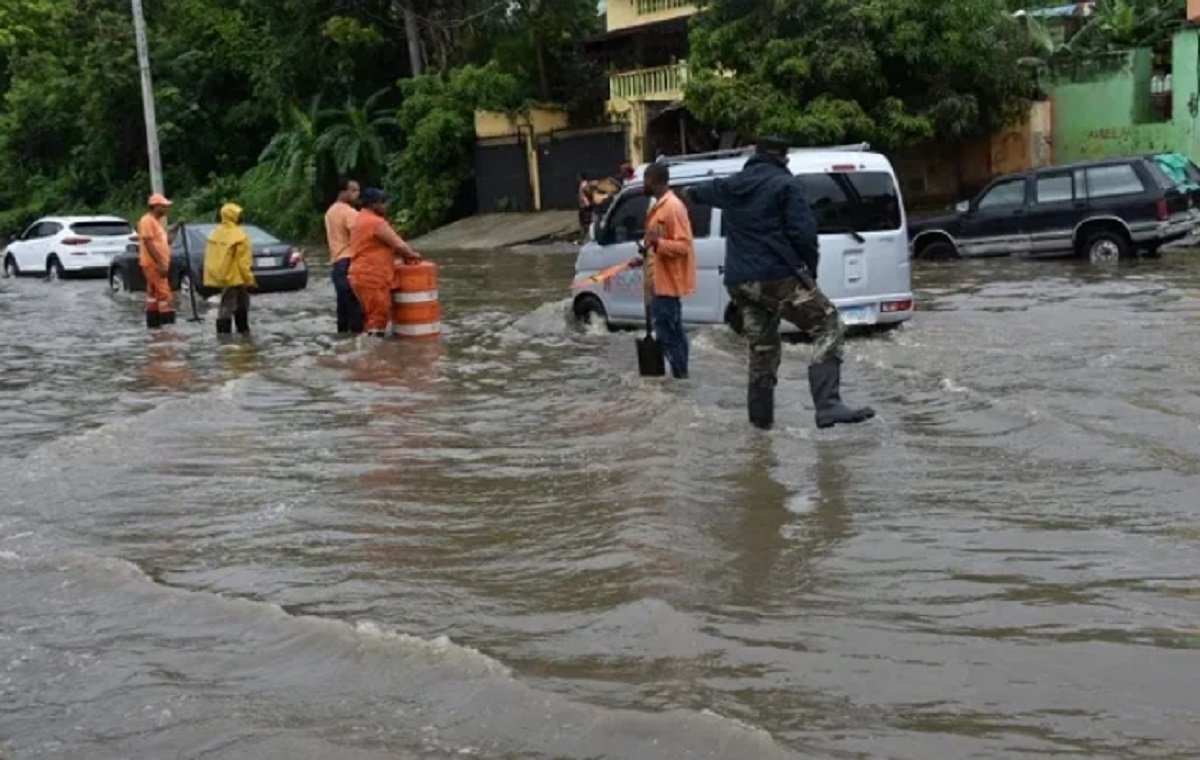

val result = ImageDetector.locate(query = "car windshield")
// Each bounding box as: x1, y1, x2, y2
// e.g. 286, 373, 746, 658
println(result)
71, 221, 132, 237
798, 171, 902, 233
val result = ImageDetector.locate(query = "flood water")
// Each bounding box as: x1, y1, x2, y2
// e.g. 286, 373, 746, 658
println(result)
3, 250, 1200, 759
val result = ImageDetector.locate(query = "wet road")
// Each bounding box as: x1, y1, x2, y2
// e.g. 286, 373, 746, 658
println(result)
2, 250, 1200, 759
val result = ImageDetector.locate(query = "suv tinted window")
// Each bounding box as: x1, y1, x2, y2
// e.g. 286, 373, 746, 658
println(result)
71, 221, 133, 237
799, 171, 901, 233
1035, 173, 1074, 204
1085, 164, 1145, 199
977, 178, 1027, 210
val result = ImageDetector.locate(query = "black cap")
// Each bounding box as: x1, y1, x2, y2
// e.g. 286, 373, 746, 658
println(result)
362, 187, 387, 205
756, 137, 789, 157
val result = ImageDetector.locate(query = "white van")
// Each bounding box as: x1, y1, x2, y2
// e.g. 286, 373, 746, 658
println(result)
572, 144, 914, 333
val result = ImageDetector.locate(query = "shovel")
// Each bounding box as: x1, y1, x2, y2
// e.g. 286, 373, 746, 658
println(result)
634, 244, 665, 377
178, 222, 203, 323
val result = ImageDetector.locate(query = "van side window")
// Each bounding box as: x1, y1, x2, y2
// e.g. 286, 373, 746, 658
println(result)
606, 192, 650, 244
1085, 164, 1145, 199
674, 185, 712, 238
797, 171, 902, 232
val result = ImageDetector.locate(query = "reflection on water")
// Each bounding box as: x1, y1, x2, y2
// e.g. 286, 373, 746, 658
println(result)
2, 250, 1200, 758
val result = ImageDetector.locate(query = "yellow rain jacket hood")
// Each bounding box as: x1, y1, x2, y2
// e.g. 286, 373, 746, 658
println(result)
203, 203, 255, 289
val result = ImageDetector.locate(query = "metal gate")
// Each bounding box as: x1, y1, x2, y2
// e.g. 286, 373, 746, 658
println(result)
474, 136, 533, 213
536, 126, 628, 211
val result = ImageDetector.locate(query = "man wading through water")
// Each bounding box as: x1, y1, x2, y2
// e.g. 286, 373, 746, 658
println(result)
326, 178, 363, 334
630, 162, 695, 379
138, 194, 182, 329
685, 138, 875, 430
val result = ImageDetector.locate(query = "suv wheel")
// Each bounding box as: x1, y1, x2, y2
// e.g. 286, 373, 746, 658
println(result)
918, 240, 959, 260
1082, 230, 1129, 265
573, 295, 611, 332
3, 255, 18, 278
46, 255, 64, 281
109, 267, 128, 293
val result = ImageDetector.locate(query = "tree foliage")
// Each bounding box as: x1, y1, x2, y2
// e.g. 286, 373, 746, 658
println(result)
686, 0, 1039, 149
0, 0, 601, 239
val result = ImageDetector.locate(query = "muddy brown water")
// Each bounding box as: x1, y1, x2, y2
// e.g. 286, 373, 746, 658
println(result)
2, 251, 1200, 759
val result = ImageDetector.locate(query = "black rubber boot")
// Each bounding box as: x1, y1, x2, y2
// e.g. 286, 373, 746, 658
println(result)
747, 378, 775, 430
216, 318, 232, 335
160, 312, 176, 326
145, 311, 161, 330
809, 360, 875, 429
233, 309, 250, 335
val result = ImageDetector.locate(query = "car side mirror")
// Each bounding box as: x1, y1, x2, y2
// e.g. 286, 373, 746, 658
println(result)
955, 200, 970, 213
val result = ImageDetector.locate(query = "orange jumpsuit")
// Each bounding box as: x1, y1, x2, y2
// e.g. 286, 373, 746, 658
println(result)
348, 209, 400, 334
138, 213, 175, 322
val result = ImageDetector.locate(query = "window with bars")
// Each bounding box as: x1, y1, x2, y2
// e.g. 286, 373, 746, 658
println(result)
636, 0, 694, 15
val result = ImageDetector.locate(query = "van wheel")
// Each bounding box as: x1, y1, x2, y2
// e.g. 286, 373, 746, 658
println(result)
573, 295, 611, 332
918, 240, 959, 260
1082, 229, 1129, 265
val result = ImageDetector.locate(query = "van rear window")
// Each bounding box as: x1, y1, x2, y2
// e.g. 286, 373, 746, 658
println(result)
798, 171, 902, 233
71, 221, 133, 237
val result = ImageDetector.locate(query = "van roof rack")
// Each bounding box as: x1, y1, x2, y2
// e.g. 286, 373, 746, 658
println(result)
655, 142, 871, 167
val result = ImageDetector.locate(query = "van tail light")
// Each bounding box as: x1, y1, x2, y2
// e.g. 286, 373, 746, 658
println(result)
62, 237, 92, 246
1156, 197, 1170, 221
287, 247, 305, 266
880, 299, 913, 313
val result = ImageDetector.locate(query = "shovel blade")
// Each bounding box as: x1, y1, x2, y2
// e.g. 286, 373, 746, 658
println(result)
636, 335, 666, 377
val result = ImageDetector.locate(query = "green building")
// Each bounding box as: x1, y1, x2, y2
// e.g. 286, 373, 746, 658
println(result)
1050, 28, 1198, 164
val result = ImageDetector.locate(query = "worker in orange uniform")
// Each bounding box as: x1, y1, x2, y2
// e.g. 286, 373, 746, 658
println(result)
348, 188, 421, 338
630, 162, 696, 378
138, 193, 179, 329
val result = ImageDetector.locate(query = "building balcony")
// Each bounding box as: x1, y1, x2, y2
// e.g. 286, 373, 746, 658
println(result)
607, 0, 698, 33
610, 62, 690, 102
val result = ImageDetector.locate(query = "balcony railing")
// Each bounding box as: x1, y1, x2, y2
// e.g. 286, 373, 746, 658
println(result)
610, 62, 690, 101
636, 0, 695, 15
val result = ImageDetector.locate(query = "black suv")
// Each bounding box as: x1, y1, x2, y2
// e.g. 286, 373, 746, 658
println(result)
909, 155, 1198, 263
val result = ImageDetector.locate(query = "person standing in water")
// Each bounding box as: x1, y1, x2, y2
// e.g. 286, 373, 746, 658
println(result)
631, 162, 695, 379
325, 178, 363, 334
137, 194, 177, 329
348, 188, 422, 338
203, 203, 255, 336
685, 138, 874, 430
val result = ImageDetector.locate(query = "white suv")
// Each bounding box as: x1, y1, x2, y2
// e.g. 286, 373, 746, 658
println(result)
3, 216, 136, 280
573, 144, 915, 333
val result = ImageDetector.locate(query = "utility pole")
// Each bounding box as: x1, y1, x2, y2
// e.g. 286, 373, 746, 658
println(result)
131, 0, 164, 195
395, 1, 423, 77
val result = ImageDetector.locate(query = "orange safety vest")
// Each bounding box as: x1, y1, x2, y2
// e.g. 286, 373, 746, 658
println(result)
348, 209, 396, 289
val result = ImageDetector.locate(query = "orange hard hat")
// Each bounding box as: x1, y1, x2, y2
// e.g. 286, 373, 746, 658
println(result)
148, 193, 173, 208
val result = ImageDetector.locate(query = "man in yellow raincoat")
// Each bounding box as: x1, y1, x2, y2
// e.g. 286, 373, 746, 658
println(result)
203, 203, 256, 336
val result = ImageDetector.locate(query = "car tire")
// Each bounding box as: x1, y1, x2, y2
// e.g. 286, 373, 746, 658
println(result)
573, 295, 611, 332
178, 271, 194, 297
109, 267, 129, 293
1081, 229, 1129, 265
3, 254, 18, 278
918, 240, 959, 261
46, 255, 64, 281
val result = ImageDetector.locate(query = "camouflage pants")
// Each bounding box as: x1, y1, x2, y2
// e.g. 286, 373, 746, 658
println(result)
728, 277, 845, 388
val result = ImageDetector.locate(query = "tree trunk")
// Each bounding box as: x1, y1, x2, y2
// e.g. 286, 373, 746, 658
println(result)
533, 34, 550, 100
398, 1, 423, 77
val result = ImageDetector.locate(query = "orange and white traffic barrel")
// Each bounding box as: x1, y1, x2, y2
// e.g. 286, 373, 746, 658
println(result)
392, 261, 440, 340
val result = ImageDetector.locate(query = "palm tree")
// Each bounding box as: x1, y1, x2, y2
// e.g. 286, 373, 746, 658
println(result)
316, 88, 399, 185
259, 96, 324, 207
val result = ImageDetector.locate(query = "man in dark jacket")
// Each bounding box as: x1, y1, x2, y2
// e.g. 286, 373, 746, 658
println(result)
685, 137, 874, 430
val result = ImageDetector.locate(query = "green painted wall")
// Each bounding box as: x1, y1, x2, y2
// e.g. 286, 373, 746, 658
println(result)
1050, 29, 1200, 164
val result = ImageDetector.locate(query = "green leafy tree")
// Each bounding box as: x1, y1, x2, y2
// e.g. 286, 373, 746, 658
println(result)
316, 88, 399, 185
686, 0, 1038, 149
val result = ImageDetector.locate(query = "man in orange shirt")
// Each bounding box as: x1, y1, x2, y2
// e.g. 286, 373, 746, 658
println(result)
632, 162, 696, 379
138, 193, 176, 329
348, 188, 421, 338
325, 178, 362, 334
